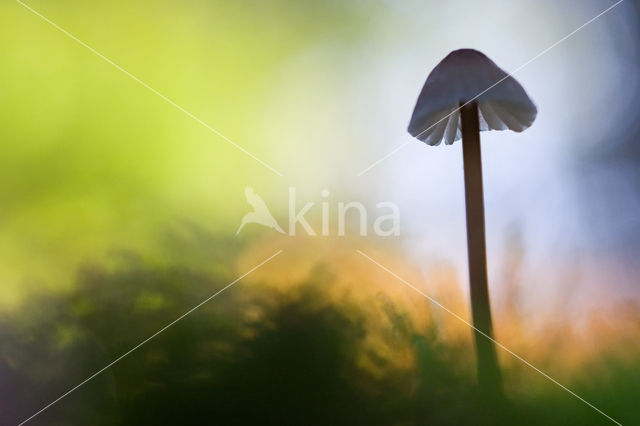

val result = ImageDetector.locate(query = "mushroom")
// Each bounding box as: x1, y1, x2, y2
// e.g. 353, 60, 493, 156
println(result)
407, 48, 537, 146
407, 49, 537, 394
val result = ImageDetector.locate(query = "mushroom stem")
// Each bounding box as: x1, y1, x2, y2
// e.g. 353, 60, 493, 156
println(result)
460, 101, 503, 395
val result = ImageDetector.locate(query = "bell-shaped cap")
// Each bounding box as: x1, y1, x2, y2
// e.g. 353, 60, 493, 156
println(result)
408, 49, 537, 146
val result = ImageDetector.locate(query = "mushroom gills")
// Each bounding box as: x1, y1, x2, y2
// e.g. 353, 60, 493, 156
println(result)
418, 108, 453, 146
444, 109, 460, 145
488, 101, 535, 132
426, 114, 449, 146
478, 102, 507, 131
414, 102, 535, 145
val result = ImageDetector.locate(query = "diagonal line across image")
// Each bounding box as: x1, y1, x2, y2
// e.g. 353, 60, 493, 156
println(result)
15, 0, 284, 177
356, 249, 623, 426
356, 0, 624, 177
17, 250, 283, 426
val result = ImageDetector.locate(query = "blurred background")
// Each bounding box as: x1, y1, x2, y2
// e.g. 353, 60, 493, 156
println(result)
1, 0, 639, 424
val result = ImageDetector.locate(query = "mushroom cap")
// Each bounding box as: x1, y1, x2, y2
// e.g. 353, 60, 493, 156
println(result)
407, 49, 537, 146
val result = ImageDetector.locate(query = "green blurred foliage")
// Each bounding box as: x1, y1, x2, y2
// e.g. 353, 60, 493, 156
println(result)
0, 0, 380, 306
2, 233, 638, 425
